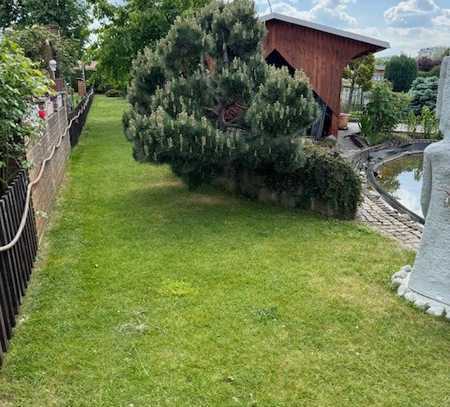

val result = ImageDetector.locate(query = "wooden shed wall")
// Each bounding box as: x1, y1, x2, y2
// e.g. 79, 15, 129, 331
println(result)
263, 20, 382, 135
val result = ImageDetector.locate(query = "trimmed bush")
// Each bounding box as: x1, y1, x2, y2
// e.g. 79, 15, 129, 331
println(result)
105, 89, 123, 98
264, 144, 362, 219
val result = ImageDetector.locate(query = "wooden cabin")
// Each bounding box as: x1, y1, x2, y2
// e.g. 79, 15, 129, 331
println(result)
261, 13, 390, 137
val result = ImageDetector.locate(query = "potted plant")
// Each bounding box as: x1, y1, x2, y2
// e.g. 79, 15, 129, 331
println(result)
338, 113, 350, 130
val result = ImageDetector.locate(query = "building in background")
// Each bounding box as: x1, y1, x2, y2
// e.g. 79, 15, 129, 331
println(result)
261, 13, 389, 137
373, 64, 385, 82
418, 47, 448, 61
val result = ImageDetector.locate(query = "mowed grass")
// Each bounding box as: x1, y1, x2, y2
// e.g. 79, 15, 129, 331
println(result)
1, 96, 449, 406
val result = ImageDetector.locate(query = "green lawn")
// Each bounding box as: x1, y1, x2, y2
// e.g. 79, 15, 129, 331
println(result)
1, 96, 449, 406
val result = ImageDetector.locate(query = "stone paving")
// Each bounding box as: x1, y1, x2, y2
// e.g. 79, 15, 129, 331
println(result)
357, 184, 423, 251
337, 131, 423, 251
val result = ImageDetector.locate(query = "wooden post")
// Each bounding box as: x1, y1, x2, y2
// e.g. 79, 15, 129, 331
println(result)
78, 80, 87, 97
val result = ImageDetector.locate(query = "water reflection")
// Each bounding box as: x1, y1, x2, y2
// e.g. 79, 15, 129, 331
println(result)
378, 154, 424, 217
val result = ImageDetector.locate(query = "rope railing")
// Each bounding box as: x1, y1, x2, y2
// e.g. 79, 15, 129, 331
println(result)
0, 89, 94, 253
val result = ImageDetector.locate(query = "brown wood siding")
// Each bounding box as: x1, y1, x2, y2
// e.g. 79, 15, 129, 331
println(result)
263, 20, 383, 135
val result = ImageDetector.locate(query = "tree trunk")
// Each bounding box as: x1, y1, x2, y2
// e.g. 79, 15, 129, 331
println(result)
348, 79, 355, 110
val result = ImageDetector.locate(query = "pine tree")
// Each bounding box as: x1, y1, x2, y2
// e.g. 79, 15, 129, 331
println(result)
124, 0, 318, 189
410, 76, 439, 115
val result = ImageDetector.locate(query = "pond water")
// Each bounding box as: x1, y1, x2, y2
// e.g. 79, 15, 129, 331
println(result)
377, 154, 424, 217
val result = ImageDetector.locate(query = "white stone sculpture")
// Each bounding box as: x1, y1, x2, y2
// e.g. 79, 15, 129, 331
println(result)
392, 57, 450, 318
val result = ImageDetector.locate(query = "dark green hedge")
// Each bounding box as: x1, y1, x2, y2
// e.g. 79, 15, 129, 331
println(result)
105, 89, 124, 98
265, 144, 362, 219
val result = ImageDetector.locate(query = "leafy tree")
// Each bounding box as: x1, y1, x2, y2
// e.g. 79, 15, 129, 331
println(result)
94, 0, 210, 89
385, 54, 418, 92
0, 0, 90, 42
0, 39, 50, 190
418, 64, 442, 78
5, 25, 80, 82
124, 0, 318, 189
0, 1, 21, 29
417, 56, 439, 72
409, 76, 439, 115
343, 54, 375, 109
359, 81, 408, 145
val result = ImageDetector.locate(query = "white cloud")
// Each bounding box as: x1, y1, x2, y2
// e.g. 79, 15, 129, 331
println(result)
257, 0, 358, 27
255, 0, 450, 56
348, 25, 450, 56
378, 0, 450, 55
298, 0, 358, 27
384, 0, 450, 28
433, 9, 450, 26
256, 1, 306, 18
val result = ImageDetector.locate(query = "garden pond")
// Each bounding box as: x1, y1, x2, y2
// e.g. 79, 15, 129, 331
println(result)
377, 154, 424, 218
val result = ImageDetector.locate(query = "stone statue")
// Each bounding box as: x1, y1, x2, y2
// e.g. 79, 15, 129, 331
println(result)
392, 57, 450, 318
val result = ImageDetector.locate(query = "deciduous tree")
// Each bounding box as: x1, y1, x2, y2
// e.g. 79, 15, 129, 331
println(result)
0, 0, 90, 42
343, 54, 375, 109
6, 25, 80, 81
93, 0, 210, 89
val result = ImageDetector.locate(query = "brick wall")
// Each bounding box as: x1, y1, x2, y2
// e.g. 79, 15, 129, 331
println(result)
26, 99, 70, 239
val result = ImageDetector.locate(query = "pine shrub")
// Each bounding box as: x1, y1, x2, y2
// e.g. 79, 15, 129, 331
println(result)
124, 0, 361, 217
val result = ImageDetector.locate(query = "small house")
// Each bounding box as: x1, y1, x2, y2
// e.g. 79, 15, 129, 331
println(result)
261, 13, 389, 137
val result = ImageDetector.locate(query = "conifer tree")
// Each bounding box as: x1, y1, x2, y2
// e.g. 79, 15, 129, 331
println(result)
124, 0, 318, 188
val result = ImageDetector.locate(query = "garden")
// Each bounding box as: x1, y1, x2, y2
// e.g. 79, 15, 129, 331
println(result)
0, 0, 450, 406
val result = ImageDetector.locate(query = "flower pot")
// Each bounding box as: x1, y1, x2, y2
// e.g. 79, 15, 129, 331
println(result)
338, 113, 350, 130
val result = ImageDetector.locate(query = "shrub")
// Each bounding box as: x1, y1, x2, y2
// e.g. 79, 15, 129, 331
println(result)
124, 0, 362, 218
406, 110, 418, 138
265, 144, 362, 219
385, 55, 418, 92
409, 76, 439, 115
87, 69, 122, 94
420, 106, 440, 140
0, 39, 50, 192
349, 111, 362, 122
124, 0, 318, 189
105, 89, 123, 98
359, 82, 408, 145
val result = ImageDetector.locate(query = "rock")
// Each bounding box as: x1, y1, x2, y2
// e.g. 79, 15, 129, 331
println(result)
414, 299, 430, 311
426, 305, 445, 317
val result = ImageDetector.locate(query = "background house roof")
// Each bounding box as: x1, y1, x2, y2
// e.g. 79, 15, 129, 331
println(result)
261, 13, 390, 50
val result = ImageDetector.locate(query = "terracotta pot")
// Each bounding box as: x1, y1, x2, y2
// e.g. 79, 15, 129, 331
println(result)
338, 113, 350, 130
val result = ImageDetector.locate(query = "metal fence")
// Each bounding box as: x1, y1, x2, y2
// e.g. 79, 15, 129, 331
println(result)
0, 91, 94, 366
0, 171, 38, 365
69, 91, 94, 148
341, 85, 368, 113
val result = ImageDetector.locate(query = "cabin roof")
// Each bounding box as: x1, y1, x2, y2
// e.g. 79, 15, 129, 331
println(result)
260, 13, 390, 50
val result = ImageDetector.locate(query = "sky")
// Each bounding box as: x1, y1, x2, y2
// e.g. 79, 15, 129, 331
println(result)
254, 0, 450, 56
109, 0, 450, 56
